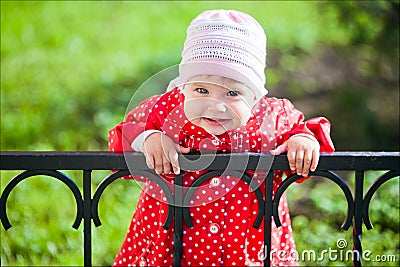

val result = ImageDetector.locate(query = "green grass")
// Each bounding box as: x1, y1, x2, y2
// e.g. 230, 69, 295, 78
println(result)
0, 170, 142, 266
1, 1, 351, 151
287, 171, 399, 266
1, 1, 398, 266
1, 170, 398, 266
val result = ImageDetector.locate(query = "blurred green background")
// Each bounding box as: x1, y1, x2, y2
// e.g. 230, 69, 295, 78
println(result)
1, 1, 399, 266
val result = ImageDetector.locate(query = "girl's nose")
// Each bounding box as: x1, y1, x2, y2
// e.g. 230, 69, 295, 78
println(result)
208, 101, 227, 112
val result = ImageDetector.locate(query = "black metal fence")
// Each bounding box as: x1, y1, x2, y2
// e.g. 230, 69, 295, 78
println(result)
1, 151, 399, 266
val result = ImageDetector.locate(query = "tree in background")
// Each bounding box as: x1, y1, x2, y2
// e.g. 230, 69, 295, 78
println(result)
1, 1, 398, 151
0, 2, 398, 266
270, 1, 399, 151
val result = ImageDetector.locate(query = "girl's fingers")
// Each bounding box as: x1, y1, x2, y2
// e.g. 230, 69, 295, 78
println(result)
271, 142, 288, 155
153, 154, 165, 174
287, 149, 297, 171
145, 153, 155, 170
169, 149, 180, 175
170, 145, 190, 174
310, 149, 320, 172
282, 136, 321, 177
178, 145, 191, 154
295, 150, 304, 176
302, 150, 313, 177
162, 155, 172, 175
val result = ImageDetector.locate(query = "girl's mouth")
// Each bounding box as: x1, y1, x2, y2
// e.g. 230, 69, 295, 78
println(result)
203, 117, 230, 126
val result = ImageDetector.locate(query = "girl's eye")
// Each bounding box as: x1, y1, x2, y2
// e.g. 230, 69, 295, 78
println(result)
227, 91, 240, 97
196, 88, 208, 94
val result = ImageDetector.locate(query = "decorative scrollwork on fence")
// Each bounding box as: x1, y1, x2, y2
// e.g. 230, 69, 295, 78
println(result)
91, 170, 175, 229
272, 170, 354, 230
363, 170, 400, 230
0, 170, 84, 230
1, 152, 398, 267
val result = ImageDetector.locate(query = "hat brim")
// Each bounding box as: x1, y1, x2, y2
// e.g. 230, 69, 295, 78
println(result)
176, 61, 267, 100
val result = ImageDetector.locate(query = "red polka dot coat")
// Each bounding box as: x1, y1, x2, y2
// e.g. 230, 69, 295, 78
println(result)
108, 88, 335, 266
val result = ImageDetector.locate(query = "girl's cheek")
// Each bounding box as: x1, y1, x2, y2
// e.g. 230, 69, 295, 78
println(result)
238, 106, 252, 124
184, 99, 203, 120
232, 102, 251, 115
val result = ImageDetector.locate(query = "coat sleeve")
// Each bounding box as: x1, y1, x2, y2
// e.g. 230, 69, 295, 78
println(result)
108, 94, 167, 153
107, 94, 170, 181
276, 98, 335, 153
273, 98, 335, 183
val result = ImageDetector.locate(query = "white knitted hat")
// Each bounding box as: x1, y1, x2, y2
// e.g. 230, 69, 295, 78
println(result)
168, 9, 268, 99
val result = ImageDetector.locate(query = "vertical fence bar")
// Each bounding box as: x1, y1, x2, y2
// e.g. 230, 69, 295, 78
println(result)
264, 171, 274, 267
83, 170, 92, 267
353, 170, 364, 267
1, 152, 399, 266
173, 172, 183, 267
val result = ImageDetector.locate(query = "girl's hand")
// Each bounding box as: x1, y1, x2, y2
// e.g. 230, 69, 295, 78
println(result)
143, 132, 190, 175
271, 135, 320, 177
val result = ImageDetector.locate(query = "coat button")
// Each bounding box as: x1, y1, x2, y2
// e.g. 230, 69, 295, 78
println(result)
212, 139, 219, 145
209, 223, 220, 234
209, 177, 221, 188
139, 260, 146, 266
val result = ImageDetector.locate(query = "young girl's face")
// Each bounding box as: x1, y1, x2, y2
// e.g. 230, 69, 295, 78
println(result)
182, 75, 256, 136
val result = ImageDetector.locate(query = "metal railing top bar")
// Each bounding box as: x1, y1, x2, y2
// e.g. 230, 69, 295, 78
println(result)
1, 151, 399, 267
0, 151, 399, 171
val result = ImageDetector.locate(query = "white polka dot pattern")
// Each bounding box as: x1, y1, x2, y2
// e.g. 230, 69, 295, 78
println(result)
108, 88, 335, 266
